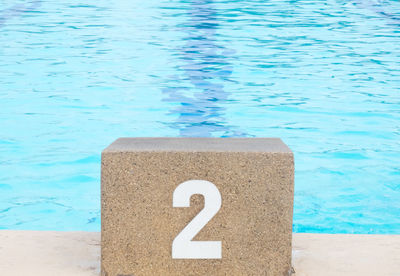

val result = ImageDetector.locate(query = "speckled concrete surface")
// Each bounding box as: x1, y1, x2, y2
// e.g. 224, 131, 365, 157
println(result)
102, 138, 294, 276
1, 231, 399, 276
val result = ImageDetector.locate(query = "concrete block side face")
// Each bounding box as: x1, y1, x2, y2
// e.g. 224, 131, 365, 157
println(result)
101, 142, 294, 276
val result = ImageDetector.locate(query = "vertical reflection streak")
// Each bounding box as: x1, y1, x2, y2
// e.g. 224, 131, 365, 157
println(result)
163, 0, 246, 137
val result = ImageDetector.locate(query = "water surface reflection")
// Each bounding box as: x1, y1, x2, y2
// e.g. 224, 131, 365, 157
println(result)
163, 0, 246, 137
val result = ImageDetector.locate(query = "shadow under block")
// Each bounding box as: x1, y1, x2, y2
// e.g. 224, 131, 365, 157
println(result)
101, 138, 294, 276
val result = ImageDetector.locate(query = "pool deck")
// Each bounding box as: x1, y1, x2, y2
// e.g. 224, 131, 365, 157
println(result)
0, 231, 399, 275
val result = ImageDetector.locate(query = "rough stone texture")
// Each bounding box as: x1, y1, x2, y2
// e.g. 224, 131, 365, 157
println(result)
2, 231, 400, 276
101, 138, 294, 276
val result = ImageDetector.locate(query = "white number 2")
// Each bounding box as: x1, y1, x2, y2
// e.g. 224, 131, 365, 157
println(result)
172, 180, 222, 259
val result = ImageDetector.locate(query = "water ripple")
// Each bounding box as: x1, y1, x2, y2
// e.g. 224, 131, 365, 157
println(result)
0, 0, 399, 233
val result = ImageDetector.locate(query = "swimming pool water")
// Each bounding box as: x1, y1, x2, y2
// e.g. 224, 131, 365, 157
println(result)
0, 0, 399, 233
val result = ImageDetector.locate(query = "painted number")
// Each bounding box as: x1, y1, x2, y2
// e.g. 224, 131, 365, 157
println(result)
172, 180, 222, 259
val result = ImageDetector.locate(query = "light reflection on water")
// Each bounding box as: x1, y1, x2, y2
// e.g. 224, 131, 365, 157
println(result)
0, 0, 399, 233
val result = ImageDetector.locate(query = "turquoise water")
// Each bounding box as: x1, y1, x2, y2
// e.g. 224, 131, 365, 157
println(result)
0, 0, 399, 233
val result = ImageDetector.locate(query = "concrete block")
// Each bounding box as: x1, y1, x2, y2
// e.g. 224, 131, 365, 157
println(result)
101, 138, 294, 276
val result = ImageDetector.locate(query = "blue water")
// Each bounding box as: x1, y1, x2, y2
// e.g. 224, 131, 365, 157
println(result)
0, 0, 399, 233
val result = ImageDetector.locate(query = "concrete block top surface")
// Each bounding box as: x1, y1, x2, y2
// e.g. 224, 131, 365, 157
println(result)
103, 137, 292, 153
